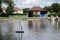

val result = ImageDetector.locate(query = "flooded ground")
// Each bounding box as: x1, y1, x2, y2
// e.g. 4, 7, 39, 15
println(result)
0, 19, 60, 40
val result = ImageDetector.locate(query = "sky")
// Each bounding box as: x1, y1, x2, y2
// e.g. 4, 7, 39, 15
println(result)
2, 0, 60, 8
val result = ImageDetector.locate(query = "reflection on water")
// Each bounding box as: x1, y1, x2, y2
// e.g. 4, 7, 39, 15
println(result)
0, 19, 60, 40
0, 20, 13, 40
28, 21, 33, 28
40, 21, 46, 29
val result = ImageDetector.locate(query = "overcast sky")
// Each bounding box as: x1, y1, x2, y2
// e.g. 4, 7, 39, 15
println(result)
2, 0, 60, 8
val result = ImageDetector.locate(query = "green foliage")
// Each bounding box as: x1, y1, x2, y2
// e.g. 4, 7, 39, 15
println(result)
5, 0, 14, 14
44, 3, 60, 13
48, 13, 56, 17
6, 4, 14, 14
10, 13, 27, 15
44, 3, 60, 16
52, 3, 60, 13
0, 13, 9, 17
23, 8, 29, 15
2, 0, 14, 5
0, 0, 14, 17
0, 1, 3, 12
44, 6, 52, 13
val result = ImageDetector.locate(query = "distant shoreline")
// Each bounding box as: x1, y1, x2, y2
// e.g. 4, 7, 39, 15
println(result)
0, 17, 60, 21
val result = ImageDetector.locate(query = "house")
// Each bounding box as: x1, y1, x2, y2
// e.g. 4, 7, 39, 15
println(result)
1, 7, 23, 14
1, 7, 7, 14
13, 7, 23, 14
27, 6, 47, 17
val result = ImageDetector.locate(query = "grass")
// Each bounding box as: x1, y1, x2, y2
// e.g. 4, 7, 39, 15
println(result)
9, 15, 27, 19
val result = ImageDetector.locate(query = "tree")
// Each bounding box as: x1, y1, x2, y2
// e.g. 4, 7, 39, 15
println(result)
44, 3, 60, 16
51, 3, 60, 13
44, 3, 60, 13
23, 8, 29, 15
6, 3, 14, 15
5, 0, 14, 14
0, 0, 14, 14
44, 6, 52, 13
0, 0, 3, 12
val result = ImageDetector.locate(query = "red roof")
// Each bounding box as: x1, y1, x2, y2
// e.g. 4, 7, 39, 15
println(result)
28, 6, 46, 11
1, 7, 21, 11
14, 7, 21, 11
1, 7, 7, 10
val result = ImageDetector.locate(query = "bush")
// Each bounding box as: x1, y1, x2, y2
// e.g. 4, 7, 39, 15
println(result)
0, 14, 9, 17
48, 13, 56, 17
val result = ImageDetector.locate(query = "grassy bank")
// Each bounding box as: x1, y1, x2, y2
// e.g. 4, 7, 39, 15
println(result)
9, 15, 27, 19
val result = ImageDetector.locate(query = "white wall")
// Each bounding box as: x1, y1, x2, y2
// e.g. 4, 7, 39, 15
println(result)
37, 11, 40, 15
33, 11, 40, 15
13, 9, 23, 14
3, 10, 6, 14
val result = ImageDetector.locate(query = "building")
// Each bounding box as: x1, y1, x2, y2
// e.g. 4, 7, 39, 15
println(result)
13, 7, 23, 14
27, 6, 47, 17
1, 7, 7, 14
1, 7, 23, 14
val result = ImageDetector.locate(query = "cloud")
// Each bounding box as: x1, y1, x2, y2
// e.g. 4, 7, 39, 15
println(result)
22, 0, 40, 5
54, 0, 60, 2
13, 0, 60, 8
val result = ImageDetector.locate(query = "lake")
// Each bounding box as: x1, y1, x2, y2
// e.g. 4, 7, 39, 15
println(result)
0, 19, 60, 40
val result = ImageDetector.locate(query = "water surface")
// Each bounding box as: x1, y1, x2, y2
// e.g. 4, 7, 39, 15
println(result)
0, 19, 60, 40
